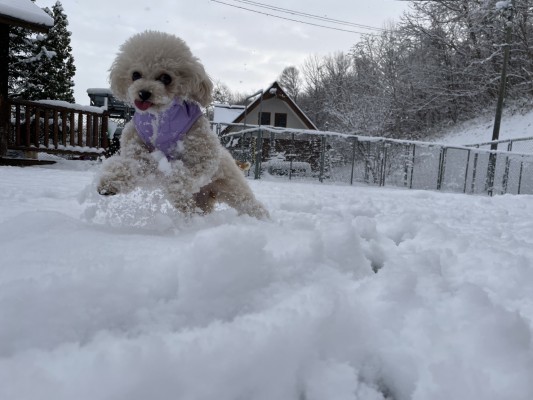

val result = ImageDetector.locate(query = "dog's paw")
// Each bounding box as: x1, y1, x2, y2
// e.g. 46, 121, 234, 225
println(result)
240, 202, 270, 220
97, 182, 119, 196
98, 187, 117, 196
251, 206, 270, 220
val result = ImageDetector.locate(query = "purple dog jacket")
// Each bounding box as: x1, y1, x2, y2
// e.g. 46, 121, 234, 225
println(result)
133, 97, 202, 158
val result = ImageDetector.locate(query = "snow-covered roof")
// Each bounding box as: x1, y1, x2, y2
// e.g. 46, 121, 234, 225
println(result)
87, 88, 114, 96
0, 0, 54, 31
213, 103, 246, 124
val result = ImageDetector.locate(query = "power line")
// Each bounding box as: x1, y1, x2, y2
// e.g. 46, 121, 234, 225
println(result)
229, 0, 386, 32
211, 0, 383, 35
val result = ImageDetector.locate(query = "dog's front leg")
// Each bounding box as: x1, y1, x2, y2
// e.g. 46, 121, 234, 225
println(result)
97, 125, 158, 195
165, 166, 199, 214
97, 155, 158, 195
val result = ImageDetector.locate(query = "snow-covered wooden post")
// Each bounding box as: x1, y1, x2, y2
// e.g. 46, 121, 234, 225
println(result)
0, 0, 53, 157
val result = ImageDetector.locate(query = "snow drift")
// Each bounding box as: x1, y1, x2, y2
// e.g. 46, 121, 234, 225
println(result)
0, 161, 533, 400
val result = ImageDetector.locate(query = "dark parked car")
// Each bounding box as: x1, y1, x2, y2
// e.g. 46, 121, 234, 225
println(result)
87, 88, 134, 119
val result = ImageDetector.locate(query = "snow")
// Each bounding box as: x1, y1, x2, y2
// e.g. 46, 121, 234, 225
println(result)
34, 99, 105, 114
86, 88, 114, 96
432, 104, 533, 146
1, 160, 533, 400
212, 103, 246, 124
495, 1, 512, 11
0, 0, 53, 27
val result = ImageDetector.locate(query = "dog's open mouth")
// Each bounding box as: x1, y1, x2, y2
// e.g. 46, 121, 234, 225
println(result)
134, 100, 153, 111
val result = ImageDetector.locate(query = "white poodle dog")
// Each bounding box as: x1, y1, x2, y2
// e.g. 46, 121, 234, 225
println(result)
97, 31, 269, 219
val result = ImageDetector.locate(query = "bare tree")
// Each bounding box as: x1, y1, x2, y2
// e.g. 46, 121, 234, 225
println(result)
296, 0, 533, 139
278, 66, 302, 101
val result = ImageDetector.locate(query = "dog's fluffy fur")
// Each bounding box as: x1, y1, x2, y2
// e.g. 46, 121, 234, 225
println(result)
97, 31, 268, 219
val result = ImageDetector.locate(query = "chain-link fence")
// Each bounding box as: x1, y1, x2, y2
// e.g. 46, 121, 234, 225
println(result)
218, 125, 533, 196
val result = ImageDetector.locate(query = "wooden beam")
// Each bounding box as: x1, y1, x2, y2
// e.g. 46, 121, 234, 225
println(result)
0, 23, 9, 156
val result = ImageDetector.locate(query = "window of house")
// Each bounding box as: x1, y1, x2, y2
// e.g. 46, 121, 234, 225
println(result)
259, 112, 271, 125
274, 113, 287, 128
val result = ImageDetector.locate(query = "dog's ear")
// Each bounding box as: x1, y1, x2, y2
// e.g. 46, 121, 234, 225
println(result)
194, 72, 214, 108
181, 59, 213, 107
108, 49, 131, 102
109, 65, 129, 102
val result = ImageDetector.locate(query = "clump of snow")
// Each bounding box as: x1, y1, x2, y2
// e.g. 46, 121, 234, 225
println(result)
1, 162, 533, 400
495, 1, 512, 11
150, 150, 173, 176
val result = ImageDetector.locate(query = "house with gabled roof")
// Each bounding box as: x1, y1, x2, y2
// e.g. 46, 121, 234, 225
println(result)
218, 81, 317, 134
214, 81, 323, 176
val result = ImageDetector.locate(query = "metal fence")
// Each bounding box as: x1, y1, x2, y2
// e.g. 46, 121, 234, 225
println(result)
465, 136, 533, 154
217, 125, 533, 196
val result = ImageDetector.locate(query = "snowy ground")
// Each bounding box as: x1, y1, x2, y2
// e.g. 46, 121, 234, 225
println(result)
1, 160, 533, 400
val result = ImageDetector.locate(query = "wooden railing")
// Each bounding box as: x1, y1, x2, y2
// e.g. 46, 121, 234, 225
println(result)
8, 98, 109, 158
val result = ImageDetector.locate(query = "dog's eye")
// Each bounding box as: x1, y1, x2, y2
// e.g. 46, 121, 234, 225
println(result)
132, 71, 142, 81
158, 74, 172, 86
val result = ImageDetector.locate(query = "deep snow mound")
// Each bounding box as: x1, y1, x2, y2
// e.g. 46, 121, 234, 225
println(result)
1, 163, 533, 400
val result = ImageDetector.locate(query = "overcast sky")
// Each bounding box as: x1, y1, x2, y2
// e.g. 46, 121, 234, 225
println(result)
36, 0, 408, 104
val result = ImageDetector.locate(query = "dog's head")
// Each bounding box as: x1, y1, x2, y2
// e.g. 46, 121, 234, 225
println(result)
109, 31, 213, 113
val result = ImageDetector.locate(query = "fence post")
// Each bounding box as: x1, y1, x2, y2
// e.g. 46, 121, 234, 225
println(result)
409, 144, 416, 189
319, 134, 326, 183
350, 136, 357, 185
25, 105, 31, 146
288, 132, 295, 181
486, 151, 497, 196
517, 161, 524, 194
499, 141, 514, 194
437, 147, 447, 191
463, 149, 471, 193
379, 141, 387, 187
253, 128, 263, 180
403, 143, 410, 187
364, 142, 370, 184
502, 156, 511, 194
15, 104, 21, 147
34, 108, 40, 148
471, 152, 479, 193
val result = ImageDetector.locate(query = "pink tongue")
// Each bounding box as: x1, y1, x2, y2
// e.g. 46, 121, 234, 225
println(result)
134, 100, 153, 111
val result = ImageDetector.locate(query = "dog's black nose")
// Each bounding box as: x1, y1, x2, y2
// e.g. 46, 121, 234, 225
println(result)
138, 90, 152, 101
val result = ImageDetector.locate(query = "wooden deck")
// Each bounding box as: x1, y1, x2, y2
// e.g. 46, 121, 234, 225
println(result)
6, 98, 109, 160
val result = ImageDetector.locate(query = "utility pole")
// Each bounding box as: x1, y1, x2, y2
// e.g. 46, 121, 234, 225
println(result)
487, 0, 514, 195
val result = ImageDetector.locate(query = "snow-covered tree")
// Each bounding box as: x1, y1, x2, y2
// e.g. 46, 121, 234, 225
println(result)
10, 1, 76, 102
31, 2, 76, 102
296, 0, 533, 139
8, 25, 34, 97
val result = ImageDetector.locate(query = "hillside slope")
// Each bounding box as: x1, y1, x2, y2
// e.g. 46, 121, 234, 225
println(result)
432, 101, 533, 145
